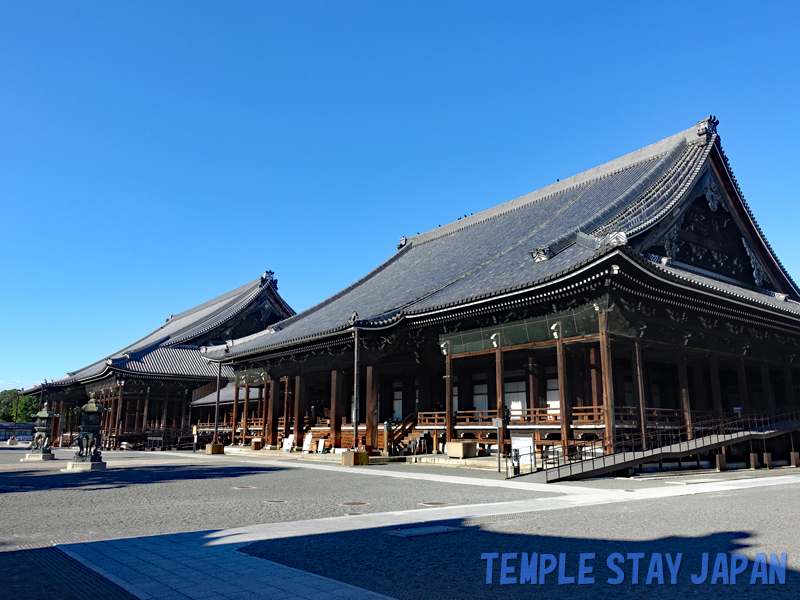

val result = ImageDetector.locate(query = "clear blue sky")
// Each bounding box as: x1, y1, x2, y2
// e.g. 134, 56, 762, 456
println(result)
2, 1, 799, 390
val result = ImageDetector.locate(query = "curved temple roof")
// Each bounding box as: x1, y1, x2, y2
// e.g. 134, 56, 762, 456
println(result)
26, 272, 294, 395
200, 118, 799, 360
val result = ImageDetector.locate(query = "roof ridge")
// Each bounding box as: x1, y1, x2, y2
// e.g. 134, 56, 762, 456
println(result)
408, 124, 699, 248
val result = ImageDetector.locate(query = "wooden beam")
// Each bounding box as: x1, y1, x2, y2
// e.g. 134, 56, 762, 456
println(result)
557, 336, 571, 454
632, 338, 648, 449
330, 370, 343, 448
598, 311, 615, 447
366, 365, 378, 448
449, 333, 601, 359
445, 355, 454, 442
161, 388, 169, 435
678, 349, 693, 439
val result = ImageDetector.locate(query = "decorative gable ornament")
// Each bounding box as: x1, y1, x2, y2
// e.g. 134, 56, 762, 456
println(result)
743, 239, 768, 288
529, 247, 553, 262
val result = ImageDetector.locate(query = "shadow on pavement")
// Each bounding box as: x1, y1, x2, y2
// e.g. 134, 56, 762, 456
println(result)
0, 464, 284, 493
0, 546, 137, 600
241, 520, 796, 600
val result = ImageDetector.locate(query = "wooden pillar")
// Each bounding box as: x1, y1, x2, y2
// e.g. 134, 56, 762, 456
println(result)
784, 365, 796, 409
116, 386, 125, 435
330, 370, 343, 448
418, 365, 431, 413
365, 366, 378, 448
760, 360, 774, 410
161, 389, 169, 432
141, 387, 151, 430
598, 311, 615, 447
557, 336, 571, 454
494, 347, 507, 453
242, 383, 250, 444
690, 360, 708, 413
132, 397, 141, 431
260, 383, 267, 441
283, 377, 292, 436
445, 355, 454, 442
180, 389, 188, 430
109, 390, 118, 435
293, 375, 305, 447
590, 345, 602, 415
231, 383, 239, 444
526, 355, 539, 411
678, 349, 693, 439
632, 338, 648, 449
709, 353, 724, 417
267, 380, 278, 446
737, 355, 750, 411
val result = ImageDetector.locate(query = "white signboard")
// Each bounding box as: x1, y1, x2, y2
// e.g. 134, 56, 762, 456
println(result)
302, 433, 313, 452
511, 437, 534, 466
282, 434, 294, 451
317, 439, 326, 453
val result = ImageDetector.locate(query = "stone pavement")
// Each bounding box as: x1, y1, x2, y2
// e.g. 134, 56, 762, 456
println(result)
59, 533, 394, 600
53, 466, 800, 600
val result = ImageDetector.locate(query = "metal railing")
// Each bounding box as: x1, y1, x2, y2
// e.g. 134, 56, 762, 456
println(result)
529, 407, 800, 482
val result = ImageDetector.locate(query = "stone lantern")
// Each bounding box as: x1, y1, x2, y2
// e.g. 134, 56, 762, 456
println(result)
21, 402, 59, 462
62, 396, 110, 472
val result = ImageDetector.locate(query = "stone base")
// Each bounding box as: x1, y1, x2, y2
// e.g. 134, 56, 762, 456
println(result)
342, 451, 370, 466
6, 437, 19, 446
763, 452, 773, 469
716, 454, 727, 471
790, 452, 800, 467
749, 452, 760, 469
21, 453, 55, 462
61, 461, 106, 472
265, 444, 278, 450
205, 443, 225, 455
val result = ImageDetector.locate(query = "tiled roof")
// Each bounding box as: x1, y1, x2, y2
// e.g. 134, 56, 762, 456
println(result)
215, 119, 762, 360
26, 273, 292, 394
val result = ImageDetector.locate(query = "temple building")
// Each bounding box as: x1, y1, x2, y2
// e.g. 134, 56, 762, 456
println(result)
203, 117, 800, 461
23, 272, 294, 448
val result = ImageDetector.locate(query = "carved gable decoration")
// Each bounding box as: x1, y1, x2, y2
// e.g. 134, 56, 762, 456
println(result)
646, 192, 773, 291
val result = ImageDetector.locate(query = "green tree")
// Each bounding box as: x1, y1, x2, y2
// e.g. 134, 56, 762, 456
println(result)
0, 389, 40, 422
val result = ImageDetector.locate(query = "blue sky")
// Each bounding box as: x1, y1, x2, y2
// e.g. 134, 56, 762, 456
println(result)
2, 1, 799, 390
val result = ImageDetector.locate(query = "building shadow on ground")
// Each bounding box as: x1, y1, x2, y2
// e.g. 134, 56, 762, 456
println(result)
0, 464, 284, 493
0, 546, 137, 600
240, 520, 796, 600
